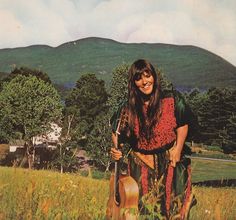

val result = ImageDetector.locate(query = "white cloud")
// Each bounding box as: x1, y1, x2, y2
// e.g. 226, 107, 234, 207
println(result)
0, 10, 23, 46
0, 0, 235, 65
0, 0, 75, 47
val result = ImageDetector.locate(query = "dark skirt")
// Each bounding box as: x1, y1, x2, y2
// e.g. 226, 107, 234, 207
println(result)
127, 150, 194, 219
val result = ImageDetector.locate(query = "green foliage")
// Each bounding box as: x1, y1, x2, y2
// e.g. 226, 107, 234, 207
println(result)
0, 37, 235, 89
0, 66, 52, 91
86, 112, 112, 170
0, 71, 8, 80
203, 88, 235, 145
108, 63, 129, 114
78, 168, 110, 180
74, 73, 108, 121
51, 143, 78, 173
53, 83, 71, 101
10, 66, 52, 84
185, 87, 236, 152
0, 75, 62, 142
220, 114, 236, 154
64, 73, 108, 141
63, 73, 110, 169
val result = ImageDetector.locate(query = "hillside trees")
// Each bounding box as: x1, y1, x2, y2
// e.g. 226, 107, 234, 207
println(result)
108, 64, 129, 113
184, 88, 206, 142
64, 74, 108, 140
0, 67, 52, 91
9, 66, 51, 83
63, 73, 111, 169
220, 115, 236, 154
84, 64, 130, 170
64, 66, 134, 170
0, 75, 62, 168
86, 112, 112, 171
219, 89, 236, 153
87, 64, 132, 170
185, 87, 236, 152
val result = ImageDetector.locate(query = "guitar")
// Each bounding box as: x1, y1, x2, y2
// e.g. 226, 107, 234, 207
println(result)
106, 108, 139, 220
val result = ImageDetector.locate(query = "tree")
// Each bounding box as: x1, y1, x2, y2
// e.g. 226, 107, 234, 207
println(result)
185, 87, 236, 148
86, 112, 112, 171
219, 89, 236, 153
0, 66, 52, 91
79, 63, 130, 170
108, 64, 129, 114
10, 66, 51, 83
184, 88, 206, 142
220, 115, 236, 154
61, 73, 109, 171
0, 75, 62, 168
51, 141, 78, 173
64, 73, 108, 142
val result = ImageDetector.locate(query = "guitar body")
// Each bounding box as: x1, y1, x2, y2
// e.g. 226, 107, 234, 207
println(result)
106, 173, 139, 220
107, 107, 139, 219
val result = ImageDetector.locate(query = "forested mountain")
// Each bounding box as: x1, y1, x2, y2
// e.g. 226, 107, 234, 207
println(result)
0, 72, 8, 80
0, 37, 236, 89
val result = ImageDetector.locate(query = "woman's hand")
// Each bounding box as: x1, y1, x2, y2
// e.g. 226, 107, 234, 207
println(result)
169, 125, 188, 167
110, 147, 122, 161
111, 132, 123, 160
169, 145, 182, 167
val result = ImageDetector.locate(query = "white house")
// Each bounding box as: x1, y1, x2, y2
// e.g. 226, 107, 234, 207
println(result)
33, 123, 62, 149
9, 123, 62, 153
9, 140, 25, 152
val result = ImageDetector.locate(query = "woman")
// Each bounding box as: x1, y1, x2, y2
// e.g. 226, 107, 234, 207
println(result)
111, 59, 195, 219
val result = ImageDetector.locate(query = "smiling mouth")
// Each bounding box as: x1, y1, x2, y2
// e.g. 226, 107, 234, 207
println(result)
143, 83, 152, 89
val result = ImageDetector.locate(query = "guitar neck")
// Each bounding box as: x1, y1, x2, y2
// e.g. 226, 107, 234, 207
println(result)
113, 108, 127, 206
114, 136, 121, 205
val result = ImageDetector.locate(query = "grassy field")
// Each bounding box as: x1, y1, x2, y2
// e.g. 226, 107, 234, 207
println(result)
0, 158, 235, 220
190, 187, 236, 220
0, 167, 108, 220
191, 158, 236, 183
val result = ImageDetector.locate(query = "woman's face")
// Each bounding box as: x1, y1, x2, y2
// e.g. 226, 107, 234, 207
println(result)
134, 71, 154, 95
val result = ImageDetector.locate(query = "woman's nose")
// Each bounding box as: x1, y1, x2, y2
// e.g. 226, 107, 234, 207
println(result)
141, 76, 148, 84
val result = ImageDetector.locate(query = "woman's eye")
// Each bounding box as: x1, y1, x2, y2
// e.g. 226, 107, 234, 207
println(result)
134, 74, 141, 81
144, 73, 151, 78
134, 72, 151, 81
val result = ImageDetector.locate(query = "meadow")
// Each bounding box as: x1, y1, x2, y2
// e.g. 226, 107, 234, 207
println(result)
191, 158, 236, 183
0, 158, 235, 220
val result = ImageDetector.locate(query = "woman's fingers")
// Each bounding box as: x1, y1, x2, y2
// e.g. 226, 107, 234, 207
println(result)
170, 158, 176, 167
169, 146, 181, 167
110, 148, 122, 160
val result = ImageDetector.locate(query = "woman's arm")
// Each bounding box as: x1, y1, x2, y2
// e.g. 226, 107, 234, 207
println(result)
169, 124, 188, 167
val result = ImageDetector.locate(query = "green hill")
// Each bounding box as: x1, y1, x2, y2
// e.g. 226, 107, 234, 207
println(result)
0, 37, 235, 89
0, 72, 8, 80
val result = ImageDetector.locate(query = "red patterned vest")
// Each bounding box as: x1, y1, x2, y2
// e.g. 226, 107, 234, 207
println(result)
133, 97, 177, 152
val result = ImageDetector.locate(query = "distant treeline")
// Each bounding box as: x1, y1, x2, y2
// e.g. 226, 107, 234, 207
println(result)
184, 87, 236, 154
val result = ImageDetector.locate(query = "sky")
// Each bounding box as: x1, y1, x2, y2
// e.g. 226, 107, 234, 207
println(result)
0, 0, 236, 66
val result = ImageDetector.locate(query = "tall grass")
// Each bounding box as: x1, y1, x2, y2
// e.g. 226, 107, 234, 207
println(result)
0, 167, 108, 219
191, 187, 236, 220
0, 166, 235, 219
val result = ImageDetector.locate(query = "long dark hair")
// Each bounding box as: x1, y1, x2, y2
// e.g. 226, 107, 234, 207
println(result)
127, 59, 162, 141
